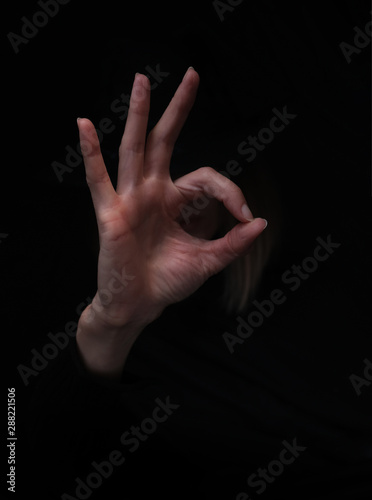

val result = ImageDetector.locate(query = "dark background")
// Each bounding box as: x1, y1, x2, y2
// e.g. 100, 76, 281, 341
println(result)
3, 0, 371, 497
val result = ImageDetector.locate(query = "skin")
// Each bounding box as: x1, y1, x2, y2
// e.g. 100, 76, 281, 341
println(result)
76, 68, 267, 379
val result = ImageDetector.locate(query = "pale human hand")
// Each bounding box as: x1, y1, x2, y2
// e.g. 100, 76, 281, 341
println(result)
77, 68, 267, 333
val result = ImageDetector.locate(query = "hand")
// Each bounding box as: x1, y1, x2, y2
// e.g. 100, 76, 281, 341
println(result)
77, 68, 267, 331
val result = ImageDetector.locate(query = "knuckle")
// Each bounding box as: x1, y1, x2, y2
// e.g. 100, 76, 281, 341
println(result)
119, 139, 144, 155
81, 139, 101, 159
129, 98, 148, 115
86, 170, 110, 187
146, 129, 173, 154
158, 133, 174, 150
131, 83, 148, 103
225, 230, 241, 258
199, 166, 215, 177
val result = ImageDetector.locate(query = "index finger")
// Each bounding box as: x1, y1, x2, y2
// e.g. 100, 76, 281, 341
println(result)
174, 166, 254, 223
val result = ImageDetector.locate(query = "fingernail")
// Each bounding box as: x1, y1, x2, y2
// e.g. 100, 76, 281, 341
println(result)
183, 66, 194, 80
134, 72, 150, 90
241, 203, 253, 221
262, 218, 268, 229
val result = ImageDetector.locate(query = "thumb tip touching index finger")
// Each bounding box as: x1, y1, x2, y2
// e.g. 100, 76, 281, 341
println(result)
230, 217, 268, 255
202, 217, 269, 277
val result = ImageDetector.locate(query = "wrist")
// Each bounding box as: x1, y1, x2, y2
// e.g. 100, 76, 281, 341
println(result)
76, 303, 145, 380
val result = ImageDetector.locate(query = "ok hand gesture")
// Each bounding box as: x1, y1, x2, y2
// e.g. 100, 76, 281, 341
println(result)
76, 68, 266, 376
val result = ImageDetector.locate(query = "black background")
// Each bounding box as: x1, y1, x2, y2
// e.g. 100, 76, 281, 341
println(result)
3, 0, 372, 498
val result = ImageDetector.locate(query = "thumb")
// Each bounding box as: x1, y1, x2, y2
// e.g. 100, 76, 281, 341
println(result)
201, 218, 268, 276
